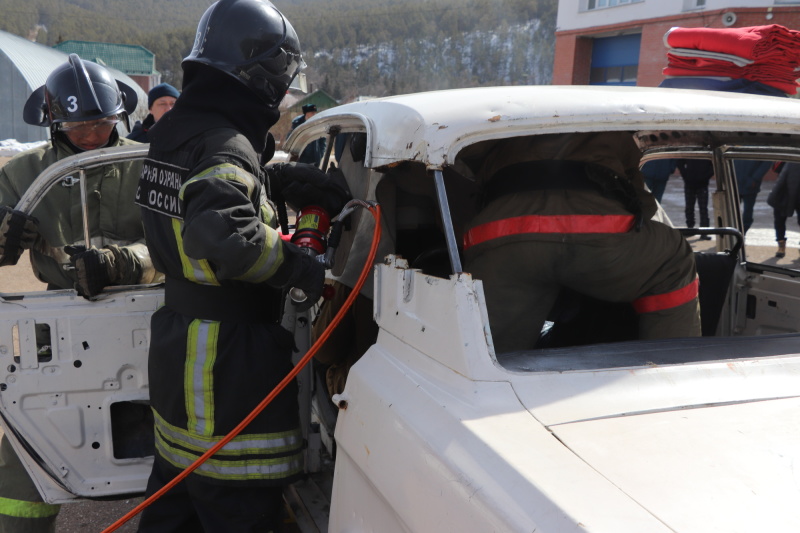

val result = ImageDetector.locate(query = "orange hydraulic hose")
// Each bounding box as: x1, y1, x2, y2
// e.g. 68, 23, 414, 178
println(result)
100, 204, 382, 533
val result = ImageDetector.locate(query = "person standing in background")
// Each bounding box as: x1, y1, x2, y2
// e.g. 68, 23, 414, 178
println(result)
641, 158, 676, 203
768, 162, 800, 258
735, 159, 773, 234
291, 104, 326, 166
676, 158, 713, 239
127, 83, 180, 142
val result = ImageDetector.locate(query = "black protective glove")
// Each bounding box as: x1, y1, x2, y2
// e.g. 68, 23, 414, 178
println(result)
268, 241, 325, 312
0, 206, 39, 266
268, 163, 351, 216
65, 245, 119, 299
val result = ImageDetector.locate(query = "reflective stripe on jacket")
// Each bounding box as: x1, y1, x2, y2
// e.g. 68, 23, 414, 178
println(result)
464, 214, 636, 250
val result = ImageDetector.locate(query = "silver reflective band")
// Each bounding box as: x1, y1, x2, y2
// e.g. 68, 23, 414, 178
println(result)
156, 438, 304, 480
154, 410, 303, 454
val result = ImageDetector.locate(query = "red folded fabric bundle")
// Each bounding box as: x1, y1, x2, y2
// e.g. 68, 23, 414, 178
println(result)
665, 25, 800, 64
663, 25, 800, 94
666, 53, 800, 84
668, 47, 753, 67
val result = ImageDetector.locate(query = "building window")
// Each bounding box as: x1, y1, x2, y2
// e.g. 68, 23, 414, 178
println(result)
590, 34, 641, 86
590, 65, 638, 84
587, 0, 643, 10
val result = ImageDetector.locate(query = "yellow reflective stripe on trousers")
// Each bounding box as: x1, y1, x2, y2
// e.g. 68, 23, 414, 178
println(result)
155, 433, 303, 482
185, 319, 219, 437
0, 496, 60, 519
171, 218, 220, 285
152, 410, 304, 482
153, 409, 303, 455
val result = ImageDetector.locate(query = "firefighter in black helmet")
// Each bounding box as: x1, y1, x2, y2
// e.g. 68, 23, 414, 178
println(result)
135, 1, 349, 531
0, 54, 158, 533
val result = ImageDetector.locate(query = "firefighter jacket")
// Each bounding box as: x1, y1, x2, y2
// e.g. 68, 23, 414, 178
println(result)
0, 135, 157, 290
465, 131, 659, 248
138, 112, 303, 486
478, 132, 655, 213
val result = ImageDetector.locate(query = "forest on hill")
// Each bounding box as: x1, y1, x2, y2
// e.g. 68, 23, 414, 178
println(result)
0, 0, 557, 100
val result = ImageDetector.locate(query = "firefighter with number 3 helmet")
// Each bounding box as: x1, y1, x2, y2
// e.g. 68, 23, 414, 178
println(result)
134, 1, 349, 531
0, 54, 158, 533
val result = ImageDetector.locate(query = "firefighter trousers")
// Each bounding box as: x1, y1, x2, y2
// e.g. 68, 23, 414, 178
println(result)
136, 456, 285, 533
684, 185, 710, 228
467, 219, 701, 354
0, 434, 60, 533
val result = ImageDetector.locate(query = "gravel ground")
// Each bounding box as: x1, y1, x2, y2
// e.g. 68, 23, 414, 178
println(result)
55, 497, 144, 532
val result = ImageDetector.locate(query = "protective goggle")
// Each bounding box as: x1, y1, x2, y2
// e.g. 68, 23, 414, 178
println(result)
243, 47, 306, 107
59, 117, 120, 135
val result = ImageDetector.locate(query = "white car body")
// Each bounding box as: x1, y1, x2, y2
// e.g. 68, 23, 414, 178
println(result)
2, 85, 800, 532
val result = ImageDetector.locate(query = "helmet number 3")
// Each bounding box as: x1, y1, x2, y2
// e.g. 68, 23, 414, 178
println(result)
67, 96, 78, 113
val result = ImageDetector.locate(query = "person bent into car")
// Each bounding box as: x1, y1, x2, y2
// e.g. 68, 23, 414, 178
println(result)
464, 131, 701, 354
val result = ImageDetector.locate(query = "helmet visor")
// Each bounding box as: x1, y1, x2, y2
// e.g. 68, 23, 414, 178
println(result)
242, 47, 306, 107
59, 116, 120, 135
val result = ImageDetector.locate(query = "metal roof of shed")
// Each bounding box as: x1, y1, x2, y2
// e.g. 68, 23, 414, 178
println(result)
1, 30, 149, 142
0, 30, 67, 90
54, 40, 157, 76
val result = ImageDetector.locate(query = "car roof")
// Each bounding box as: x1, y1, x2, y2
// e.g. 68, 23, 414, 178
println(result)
283, 85, 800, 170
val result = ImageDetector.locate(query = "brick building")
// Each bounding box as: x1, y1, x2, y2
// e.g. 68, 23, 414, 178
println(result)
554, 1, 800, 87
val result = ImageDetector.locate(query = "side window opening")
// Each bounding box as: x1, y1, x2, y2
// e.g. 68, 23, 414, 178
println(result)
10, 321, 53, 365
35, 322, 52, 362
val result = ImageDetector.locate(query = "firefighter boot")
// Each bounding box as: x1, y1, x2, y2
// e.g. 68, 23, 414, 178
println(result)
776, 240, 787, 258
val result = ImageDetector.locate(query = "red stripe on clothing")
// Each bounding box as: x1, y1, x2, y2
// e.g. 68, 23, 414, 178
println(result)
633, 278, 699, 314
463, 214, 636, 250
